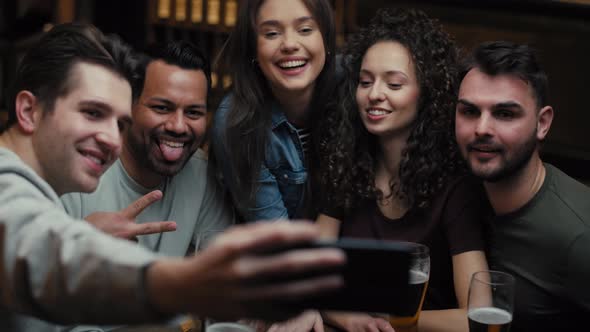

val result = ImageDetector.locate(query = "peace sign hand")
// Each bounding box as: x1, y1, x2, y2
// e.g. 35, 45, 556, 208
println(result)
84, 190, 177, 240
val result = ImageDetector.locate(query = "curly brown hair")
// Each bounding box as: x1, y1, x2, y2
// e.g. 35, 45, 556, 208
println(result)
319, 7, 465, 213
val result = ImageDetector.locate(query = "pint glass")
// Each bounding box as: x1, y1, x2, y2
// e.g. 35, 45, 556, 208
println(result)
388, 243, 430, 332
467, 270, 515, 332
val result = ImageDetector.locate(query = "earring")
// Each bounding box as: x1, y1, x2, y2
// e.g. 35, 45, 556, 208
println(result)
251, 58, 258, 66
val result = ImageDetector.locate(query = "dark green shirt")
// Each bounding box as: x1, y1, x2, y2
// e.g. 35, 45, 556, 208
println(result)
487, 163, 590, 332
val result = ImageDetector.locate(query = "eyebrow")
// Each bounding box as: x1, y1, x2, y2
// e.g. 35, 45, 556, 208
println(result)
79, 100, 113, 110
457, 99, 523, 109
79, 100, 132, 123
492, 101, 524, 110
359, 69, 409, 79
456, 99, 478, 108
258, 16, 315, 28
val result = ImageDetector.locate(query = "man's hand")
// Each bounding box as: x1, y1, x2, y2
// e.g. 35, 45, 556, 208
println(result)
84, 190, 177, 240
147, 221, 346, 322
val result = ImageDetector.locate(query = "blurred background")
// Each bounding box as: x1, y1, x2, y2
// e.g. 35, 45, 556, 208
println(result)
0, 0, 588, 183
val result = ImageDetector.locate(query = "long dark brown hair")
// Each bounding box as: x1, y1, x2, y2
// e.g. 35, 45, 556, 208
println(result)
319, 8, 465, 213
218, 0, 336, 213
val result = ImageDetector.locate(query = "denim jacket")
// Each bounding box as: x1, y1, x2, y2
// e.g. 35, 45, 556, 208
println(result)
212, 95, 308, 222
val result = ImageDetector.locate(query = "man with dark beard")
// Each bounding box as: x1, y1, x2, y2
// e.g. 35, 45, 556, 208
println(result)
61, 40, 233, 256
455, 41, 590, 332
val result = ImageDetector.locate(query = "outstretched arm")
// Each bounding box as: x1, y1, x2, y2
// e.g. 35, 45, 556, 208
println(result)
147, 221, 346, 321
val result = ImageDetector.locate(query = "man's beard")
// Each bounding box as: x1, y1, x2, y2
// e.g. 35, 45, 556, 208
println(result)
467, 130, 538, 183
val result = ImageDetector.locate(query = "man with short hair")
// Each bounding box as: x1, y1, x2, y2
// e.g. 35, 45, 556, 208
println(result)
0, 22, 345, 332
455, 41, 590, 332
61, 41, 233, 255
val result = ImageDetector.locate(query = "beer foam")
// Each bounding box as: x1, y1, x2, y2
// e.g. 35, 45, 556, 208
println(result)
468, 307, 512, 325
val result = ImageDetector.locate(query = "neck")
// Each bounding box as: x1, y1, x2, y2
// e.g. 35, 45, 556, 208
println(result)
483, 152, 546, 215
377, 131, 410, 177
272, 87, 314, 127
120, 143, 164, 189
375, 133, 410, 218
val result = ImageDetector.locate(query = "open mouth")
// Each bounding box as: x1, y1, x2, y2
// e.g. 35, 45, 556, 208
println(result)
80, 149, 108, 174
367, 108, 392, 116
277, 59, 308, 70
83, 153, 105, 166
80, 149, 107, 166
158, 139, 186, 162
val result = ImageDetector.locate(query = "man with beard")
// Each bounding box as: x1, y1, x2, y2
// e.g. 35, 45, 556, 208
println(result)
62, 41, 234, 256
455, 41, 590, 332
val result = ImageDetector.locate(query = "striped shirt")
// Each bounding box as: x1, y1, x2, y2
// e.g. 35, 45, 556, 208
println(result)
295, 127, 311, 158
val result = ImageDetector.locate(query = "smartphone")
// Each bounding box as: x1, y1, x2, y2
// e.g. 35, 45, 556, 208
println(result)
266, 238, 415, 314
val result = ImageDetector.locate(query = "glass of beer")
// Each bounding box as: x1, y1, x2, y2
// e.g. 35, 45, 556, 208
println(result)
388, 243, 430, 332
467, 270, 515, 332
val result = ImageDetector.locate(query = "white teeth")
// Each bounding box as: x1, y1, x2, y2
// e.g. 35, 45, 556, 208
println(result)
84, 154, 104, 165
278, 60, 306, 69
161, 140, 184, 148
368, 109, 391, 116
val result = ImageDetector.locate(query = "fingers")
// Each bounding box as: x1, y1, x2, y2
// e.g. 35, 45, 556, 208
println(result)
311, 311, 325, 332
210, 221, 321, 258
121, 190, 163, 218
130, 221, 177, 236
374, 318, 394, 332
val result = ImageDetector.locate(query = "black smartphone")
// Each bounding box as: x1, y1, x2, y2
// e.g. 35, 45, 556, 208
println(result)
267, 238, 416, 314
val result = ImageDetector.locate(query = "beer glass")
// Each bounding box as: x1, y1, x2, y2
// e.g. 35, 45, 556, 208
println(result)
467, 270, 515, 332
388, 243, 430, 332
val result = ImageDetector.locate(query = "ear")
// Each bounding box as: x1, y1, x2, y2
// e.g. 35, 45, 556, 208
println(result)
536, 105, 554, 141
14, 91, 42, 134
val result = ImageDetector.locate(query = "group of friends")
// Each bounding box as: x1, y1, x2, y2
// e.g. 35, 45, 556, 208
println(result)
0, 0, 588, 332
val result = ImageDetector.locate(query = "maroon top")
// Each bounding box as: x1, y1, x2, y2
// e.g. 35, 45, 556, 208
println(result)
324, 176, 489, 310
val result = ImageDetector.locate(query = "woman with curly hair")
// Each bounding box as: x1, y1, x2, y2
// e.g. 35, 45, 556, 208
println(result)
317, 8, 490, 332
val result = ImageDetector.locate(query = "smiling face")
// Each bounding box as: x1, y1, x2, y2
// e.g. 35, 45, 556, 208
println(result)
33, 62, 132, 195
455, 68, 545, 182
125, 60, 207, 185
255, 0, 326, 99
356, 41, 420, 139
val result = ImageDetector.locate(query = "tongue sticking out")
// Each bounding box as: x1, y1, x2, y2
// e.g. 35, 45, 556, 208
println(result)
159, 143, 184, 161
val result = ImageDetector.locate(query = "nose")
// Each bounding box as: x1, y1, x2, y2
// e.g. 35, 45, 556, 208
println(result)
164, 109, 187, 134
95, 121, 122, 156
368, 82, 385, 102
475, 113, 494, 137
280, 30, 300, 53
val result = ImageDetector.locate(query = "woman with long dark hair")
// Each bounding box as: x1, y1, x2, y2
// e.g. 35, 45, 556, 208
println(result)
212, 0, 336, 222
317, 8, 489, 332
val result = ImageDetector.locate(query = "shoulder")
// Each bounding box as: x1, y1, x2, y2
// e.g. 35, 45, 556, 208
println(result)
181, 149, 209, 172
543, 163, 590, 225
171, 150, 210, 183
211, 94, 234, 141
213, 94, 233, 123
0, 149, 60, 203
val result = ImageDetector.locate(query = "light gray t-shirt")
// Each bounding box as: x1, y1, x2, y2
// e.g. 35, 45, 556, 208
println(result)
61, 149, 234, 257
